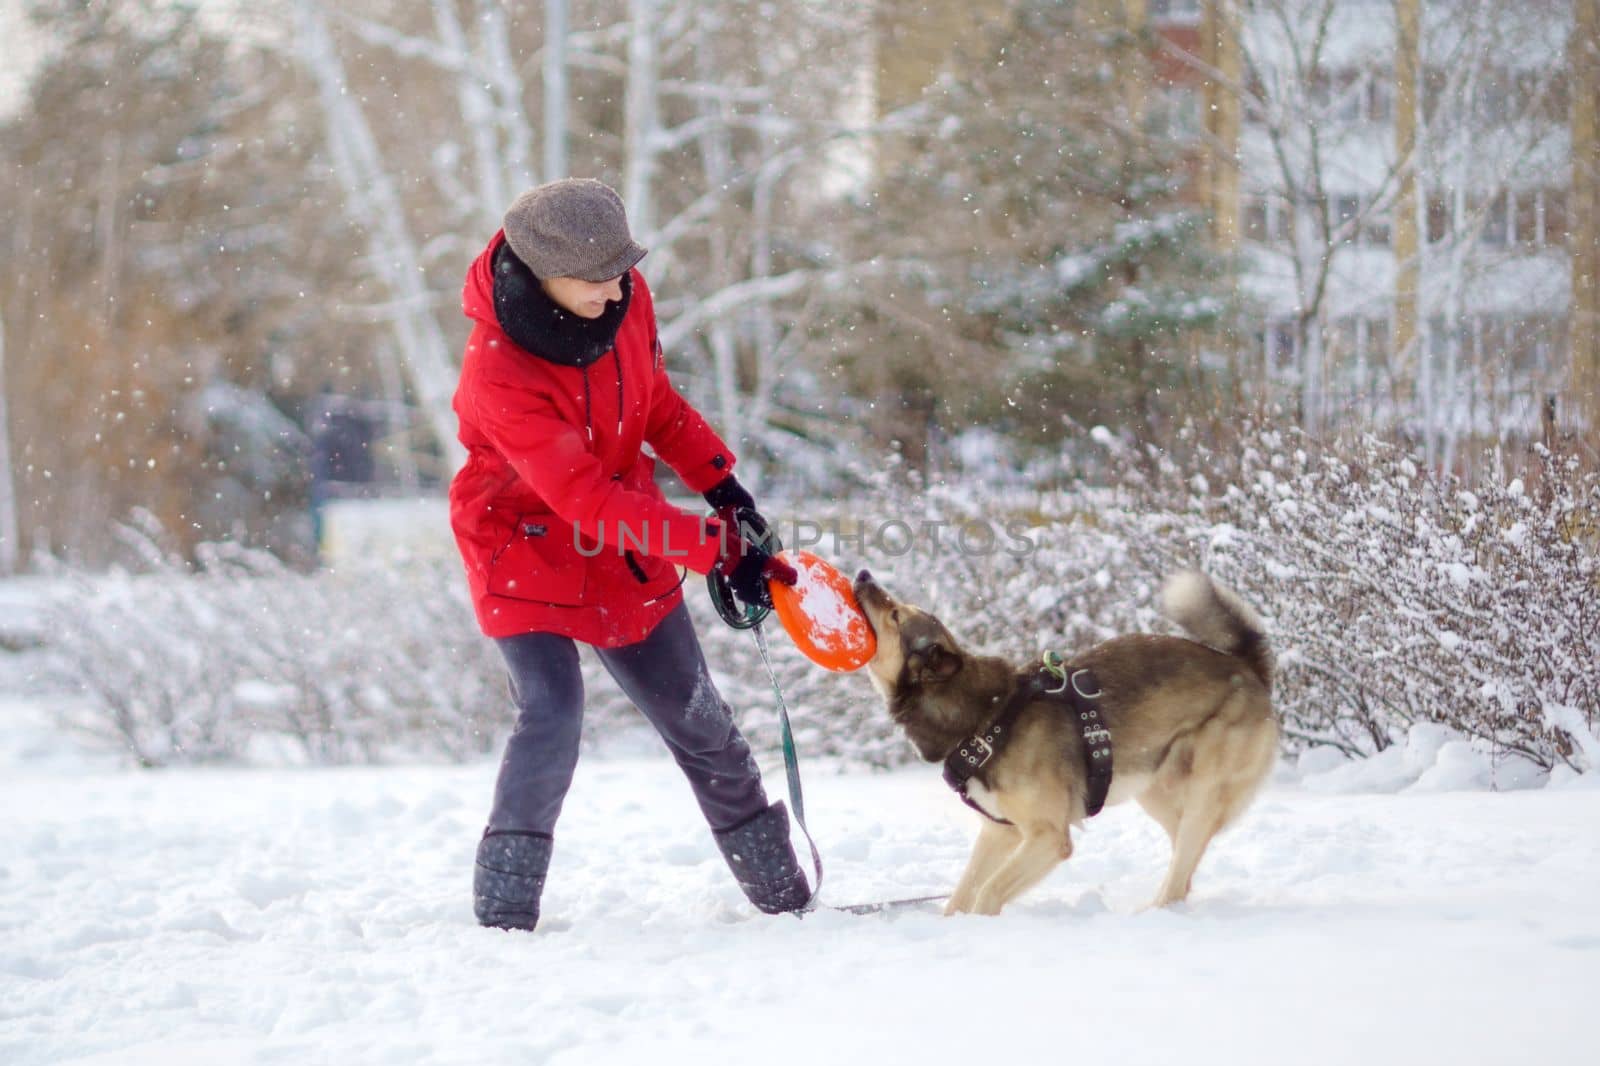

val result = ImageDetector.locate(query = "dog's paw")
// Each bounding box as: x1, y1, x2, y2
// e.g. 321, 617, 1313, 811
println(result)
970, 892, 1006, 917
1143, 894, 1193, 913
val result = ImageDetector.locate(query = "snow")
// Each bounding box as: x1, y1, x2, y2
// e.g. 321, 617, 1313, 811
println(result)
3, 715, 1598, 1065
1297, 722, 1548, 794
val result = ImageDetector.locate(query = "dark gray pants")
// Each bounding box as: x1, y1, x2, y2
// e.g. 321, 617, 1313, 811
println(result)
487, 602, 769, 836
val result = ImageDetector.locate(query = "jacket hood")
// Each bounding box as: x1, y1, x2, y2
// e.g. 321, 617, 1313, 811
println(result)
461, 230, 505, 330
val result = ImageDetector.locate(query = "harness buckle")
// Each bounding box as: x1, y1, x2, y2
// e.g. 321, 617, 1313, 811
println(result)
965, 735, 996, 768
1040, 650, 1069, 694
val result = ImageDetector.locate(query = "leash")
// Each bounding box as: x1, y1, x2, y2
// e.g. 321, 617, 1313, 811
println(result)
750, 619, 826, 909
708, 512, 946, 916
705, 511, 824, 907
752, 620, 948, 916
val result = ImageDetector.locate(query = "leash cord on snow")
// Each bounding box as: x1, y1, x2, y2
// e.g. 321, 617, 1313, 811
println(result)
752, 620, 825, 909
752, 620, 948, 917
709, 515, 944, 914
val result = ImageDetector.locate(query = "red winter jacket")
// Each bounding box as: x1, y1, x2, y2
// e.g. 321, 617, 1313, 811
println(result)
448, 232, 733, 645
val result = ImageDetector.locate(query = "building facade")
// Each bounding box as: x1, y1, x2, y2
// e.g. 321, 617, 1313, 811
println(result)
1158, 0, 1595, 463
872, 0, 1596, 465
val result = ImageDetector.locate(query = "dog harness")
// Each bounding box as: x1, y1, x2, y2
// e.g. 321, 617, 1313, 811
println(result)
941, 651, 1113, 823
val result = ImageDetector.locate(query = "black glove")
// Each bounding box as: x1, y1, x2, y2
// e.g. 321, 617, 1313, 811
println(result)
703, 474, 757, 515
713, 507, 797, 609
704, 474, 781, 554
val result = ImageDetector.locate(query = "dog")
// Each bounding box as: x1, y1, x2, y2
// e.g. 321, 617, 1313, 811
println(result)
853, 569, 1277, 915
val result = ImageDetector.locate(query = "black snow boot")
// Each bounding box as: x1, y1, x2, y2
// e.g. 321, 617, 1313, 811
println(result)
713, 801, 812, 915
473, 830, 552, 931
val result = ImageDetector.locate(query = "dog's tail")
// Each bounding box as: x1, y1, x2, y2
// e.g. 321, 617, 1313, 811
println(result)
1161, 571, 1273, 691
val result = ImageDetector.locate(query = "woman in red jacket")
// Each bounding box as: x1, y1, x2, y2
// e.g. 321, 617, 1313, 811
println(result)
449, 179, 805, 930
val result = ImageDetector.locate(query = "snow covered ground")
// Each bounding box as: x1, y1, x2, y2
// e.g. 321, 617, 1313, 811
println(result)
3, 696, 1598, 1066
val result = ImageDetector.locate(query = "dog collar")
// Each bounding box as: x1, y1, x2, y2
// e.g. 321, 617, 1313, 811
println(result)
941, 655, 1113, 821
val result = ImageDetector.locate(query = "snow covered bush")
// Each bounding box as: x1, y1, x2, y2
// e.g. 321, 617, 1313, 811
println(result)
39, 518, 507, 766
722, 428, 1599, 776
34, 428, 1598, 780
1151, 429, 1600, 771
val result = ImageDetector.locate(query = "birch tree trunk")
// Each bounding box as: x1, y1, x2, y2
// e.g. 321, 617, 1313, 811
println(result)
432, 0, 507, 231
690, 19, 745, 456
0, 308, 17, 575
479, 0, 537, 196
623, 0, 659, 240
543, 0, 569, 181
745, 154, 781, 447
1293, 203, 1325, 436
294, 0, 464, 471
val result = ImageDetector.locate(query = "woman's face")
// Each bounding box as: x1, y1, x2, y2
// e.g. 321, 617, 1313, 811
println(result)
541, 274, 624, 319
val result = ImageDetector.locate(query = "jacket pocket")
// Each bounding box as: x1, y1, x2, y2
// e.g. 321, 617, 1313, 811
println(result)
622, 548, 688, 604
620, 453, 660, 497
486, 517, 587, 606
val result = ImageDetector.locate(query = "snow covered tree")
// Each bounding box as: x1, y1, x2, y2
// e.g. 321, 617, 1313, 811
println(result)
0, 1, 353, 564
836, 0, 1239, 462
287, 0, 890, 490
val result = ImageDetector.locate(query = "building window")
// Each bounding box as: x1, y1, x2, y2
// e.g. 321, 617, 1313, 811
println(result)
1475, 76, 1514, 124
1241, 194, 1292, 245
1148, 0, 1202, 22
1477, 314, 1562, 377
1328, 316, 1360, 361
1365, 75, 1394, 124
1541, 189, 1568, 245
1427, 195, 1453, 244
1421, 66, 1573, 129
1333, 195, 1361, 238
1422, 68, 1448, 120
1477, 188, 1571, 248
1242, 194, 1393, 247
1363, 209, 1392, 248
1322, 316, 1393, 404
1311, 70, 1358, 122
1537, 72, 1571, 123
1149, 87, 1202, 142
1366, 318, 1392, 363
1243, 198, 1268, 240
1480, 191, 1509, 246
1424, 187, 1572, 249
1513, 190, 1540, 246
1266, 320, 1298, 375
1329, 195, 1390, 247
1309, 69, 1393, 124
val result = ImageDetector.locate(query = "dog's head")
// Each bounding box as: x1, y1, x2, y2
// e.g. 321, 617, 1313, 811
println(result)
854, 569, 988, 761
853, 569, 964, 692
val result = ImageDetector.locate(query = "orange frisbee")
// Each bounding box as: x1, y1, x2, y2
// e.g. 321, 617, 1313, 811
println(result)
769, 550, 877, 672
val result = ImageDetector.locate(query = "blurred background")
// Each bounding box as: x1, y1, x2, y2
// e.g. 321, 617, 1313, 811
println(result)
0, 0, 1594, 776
0, 0, 1594, 573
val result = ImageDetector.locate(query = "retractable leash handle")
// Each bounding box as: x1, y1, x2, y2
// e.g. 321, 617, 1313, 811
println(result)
705, 507, 779, 630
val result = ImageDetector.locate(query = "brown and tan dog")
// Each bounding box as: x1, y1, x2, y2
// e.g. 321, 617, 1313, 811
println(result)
853, 569, 1278, 915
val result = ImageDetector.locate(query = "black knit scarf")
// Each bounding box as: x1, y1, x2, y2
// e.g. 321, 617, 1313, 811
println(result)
492, 241, 632, 369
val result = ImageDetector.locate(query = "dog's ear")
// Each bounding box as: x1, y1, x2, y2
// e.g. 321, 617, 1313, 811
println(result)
906, 641, 961, 685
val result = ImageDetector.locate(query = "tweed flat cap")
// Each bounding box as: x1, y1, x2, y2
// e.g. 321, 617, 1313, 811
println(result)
502, 178, 647, 282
